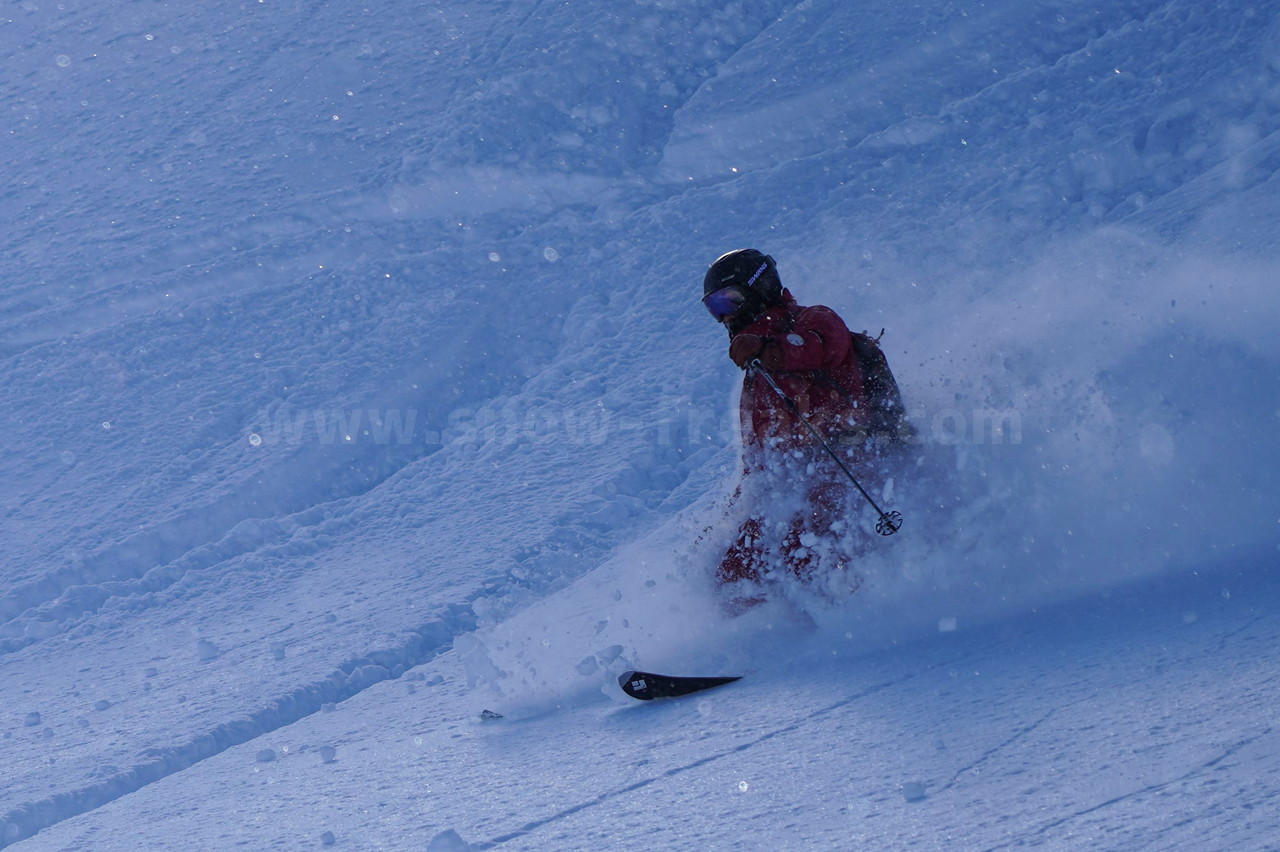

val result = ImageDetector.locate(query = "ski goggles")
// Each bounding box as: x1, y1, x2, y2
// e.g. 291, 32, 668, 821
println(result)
702, 285, 746, 321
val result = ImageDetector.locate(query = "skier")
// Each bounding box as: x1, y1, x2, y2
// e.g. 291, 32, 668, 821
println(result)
701, 249, 910, 604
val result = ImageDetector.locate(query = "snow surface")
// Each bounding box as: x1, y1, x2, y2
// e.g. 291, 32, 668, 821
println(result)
3, 0, 1279, 848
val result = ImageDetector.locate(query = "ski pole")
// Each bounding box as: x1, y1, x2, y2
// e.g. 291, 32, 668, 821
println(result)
748, 359, 903, 536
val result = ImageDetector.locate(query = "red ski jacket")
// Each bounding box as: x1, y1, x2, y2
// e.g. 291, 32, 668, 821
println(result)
733, 290, 903, 466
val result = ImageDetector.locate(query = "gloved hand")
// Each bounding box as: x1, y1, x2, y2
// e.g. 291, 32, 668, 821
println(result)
729, 334, 781, 370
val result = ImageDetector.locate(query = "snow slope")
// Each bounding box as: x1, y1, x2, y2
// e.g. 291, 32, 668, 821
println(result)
3, 0, 1279, 847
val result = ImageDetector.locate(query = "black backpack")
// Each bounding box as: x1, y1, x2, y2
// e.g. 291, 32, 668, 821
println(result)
813, 330, 912, 444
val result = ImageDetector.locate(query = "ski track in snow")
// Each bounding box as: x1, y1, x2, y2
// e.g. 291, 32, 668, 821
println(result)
1010, 728, 1277, 850
0, 608, 466, 847
476, 656, 967, 849
30, 563, 1275, 851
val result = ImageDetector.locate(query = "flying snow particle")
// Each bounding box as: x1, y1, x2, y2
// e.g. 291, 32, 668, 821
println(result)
542, 247, 560, 262
938, 617, 958, 633
56, 55, 71, 67
248, 433, 263, 447
737, 781, 749, 792
60, 451, 76, 465
487, 252, 502, 262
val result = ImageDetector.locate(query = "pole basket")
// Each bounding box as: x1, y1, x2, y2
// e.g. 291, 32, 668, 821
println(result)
876, 510, 904, 536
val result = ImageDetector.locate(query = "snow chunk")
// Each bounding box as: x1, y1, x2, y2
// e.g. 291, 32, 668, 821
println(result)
428, 829, 471, 852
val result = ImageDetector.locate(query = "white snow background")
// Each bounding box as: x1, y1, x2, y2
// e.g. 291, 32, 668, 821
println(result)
3, 0, 1280, 848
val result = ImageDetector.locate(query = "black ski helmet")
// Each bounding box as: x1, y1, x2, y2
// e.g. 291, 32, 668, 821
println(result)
702, 249, 782, 305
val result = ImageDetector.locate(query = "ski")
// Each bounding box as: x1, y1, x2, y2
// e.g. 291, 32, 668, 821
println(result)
618, 670, 742, 701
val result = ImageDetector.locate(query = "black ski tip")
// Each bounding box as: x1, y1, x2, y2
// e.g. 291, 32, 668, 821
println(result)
618, 670, 742, 701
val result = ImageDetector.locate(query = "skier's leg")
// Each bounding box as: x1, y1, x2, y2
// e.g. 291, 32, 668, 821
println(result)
717, 516, 764, 584
779, 475, 843, 580
716, 516, 770, 612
